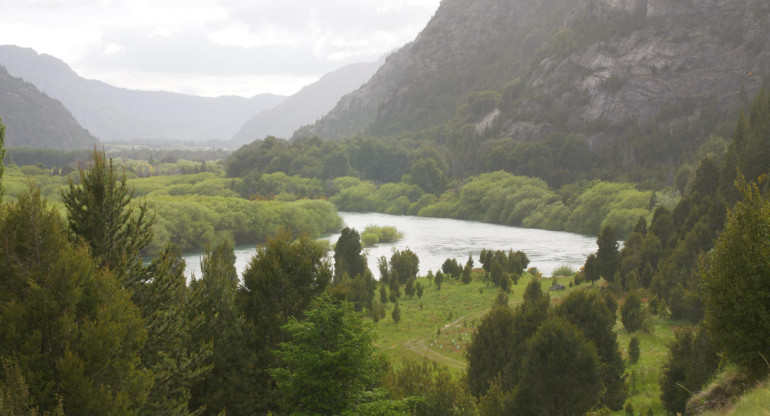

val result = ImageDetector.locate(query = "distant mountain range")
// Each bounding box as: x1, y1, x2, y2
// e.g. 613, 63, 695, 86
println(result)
0, 64, 97, 149
0, 45, 285, 143
230, 58, 383, 146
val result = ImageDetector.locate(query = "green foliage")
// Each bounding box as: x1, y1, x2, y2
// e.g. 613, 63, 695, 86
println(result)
0, 115, 5, 201
629, 336, 640, 364
621, 290, 644, 332
703, 175, 770, 375
511, 317, 601, 416
392, 301, 402, 324
361, 225, 403, 247
384, 358, 478, 416
189, 241, 253, 416
596, 225, 620, 282
0, 186, 152, 414
134, 247, 212, 416
238, 230, 332, 413
390, 249, 420, 284
556, 289, 626, 410
272, 293, 386, 415
659, 326, 719, 414
62, 149, 154, 281
0, 358, 64, 416
334, 227, 368, 281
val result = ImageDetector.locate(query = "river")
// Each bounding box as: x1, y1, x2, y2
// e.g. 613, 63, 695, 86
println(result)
183, 212, 598, 281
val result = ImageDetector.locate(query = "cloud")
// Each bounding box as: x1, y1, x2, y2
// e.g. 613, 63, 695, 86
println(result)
0, 0, 440, 96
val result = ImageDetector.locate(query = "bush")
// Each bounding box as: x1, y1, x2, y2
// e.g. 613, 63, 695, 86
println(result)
620, 291, 643, 332
628, 336, 640, 363
552, 265, 574, 277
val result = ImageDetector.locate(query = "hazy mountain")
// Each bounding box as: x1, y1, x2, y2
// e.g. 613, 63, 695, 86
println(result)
231, 59, 383, 146
0, 65, 97, 150
296, 0, 770, 143
0, 45, 285, 143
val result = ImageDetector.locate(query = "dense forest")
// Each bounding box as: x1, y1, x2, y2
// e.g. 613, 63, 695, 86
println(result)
0, 86, 769, 415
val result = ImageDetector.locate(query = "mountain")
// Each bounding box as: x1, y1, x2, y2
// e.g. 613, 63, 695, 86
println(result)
296, 0, 770, 144
0, 46, 285, 143
0, 65, 97, 149
231, 59, 383, 146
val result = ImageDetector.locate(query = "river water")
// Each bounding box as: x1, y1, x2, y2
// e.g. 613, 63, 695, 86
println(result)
183, 212, 598, 280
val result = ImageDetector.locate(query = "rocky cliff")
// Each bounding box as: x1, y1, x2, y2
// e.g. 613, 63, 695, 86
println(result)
297, 0, 770, 144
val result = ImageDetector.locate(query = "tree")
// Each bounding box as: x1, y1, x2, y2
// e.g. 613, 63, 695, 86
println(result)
584, 253, 600, 284
392, 301, 401, 323
435, 270, 444, 290
135, 247, 212, 416
0, 116, 5, 201
189, 242, 253, 416
0, 358, 64, 416
628, 336, 640, 363
511, 317, 601, 416
703, 176, 770, 374
62, 149, 154, 282
556, 289, 626, 410
334, 227, 367, 282
391, 249, 419, 284
596, 225, 620, 282
462, 255, 473, 284
0, 186, 152, 415
272, 293, 386, 415
238, 229, 332, 412
659, 327, 719, 414
621, 290, 643, 332
466, 306, 517, 396
410, 157, 448, 195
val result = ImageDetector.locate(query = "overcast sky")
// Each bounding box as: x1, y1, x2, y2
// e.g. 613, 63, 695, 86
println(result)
0, 0, 441, 97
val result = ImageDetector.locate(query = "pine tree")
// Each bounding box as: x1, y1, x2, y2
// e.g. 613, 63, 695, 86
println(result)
0, 186, 151, 415
135, 247, 212, 416
0, 116, 5, 201
62, 149, 153, 282
189, 242, 253, 416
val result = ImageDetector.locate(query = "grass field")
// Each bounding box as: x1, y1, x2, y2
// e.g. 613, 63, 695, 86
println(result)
370, 270, 682, 415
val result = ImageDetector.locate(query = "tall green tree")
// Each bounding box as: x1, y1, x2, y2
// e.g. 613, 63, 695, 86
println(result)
189, 242, 253, 416
556, 289, 626, 410
272, 293, 386, 415
511, 317, 601, 416
62, 149, 154, 281
703, 175, 770, 374
333, 227, 367, 282
596, 225, 620, 282
0, 116, 5, 201
238, 229, 332, 413
134, 247, 212, 416
0, 186, 151, 415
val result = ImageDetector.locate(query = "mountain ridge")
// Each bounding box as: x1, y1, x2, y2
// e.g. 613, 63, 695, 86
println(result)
0, 45, 285, 143
0, 64, 97, 149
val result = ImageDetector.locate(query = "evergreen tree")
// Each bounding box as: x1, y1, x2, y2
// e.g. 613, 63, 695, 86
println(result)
333, 227, 367, 282
621, 290, 644, 332
596, 225, 620, 282
238, 230, 331, 413
628, 336, 640, 363
659, 327, 719, 414
0, 116, 5, 201
511, 317, 601, 416
189, 242, 253, 416
556, 289, 626, 410
272, 293, 385, 415
703, 175, 770, 374
135, 247, 212, 416
462, 255, 473, 284
392, 301, 401, 323
62, 149, 154, 282
0, 186, 151, 415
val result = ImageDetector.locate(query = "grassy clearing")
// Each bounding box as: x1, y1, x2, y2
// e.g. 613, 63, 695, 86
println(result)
370, 271, 589, 373
370, 271, 680, 413
704, 381, 770, 416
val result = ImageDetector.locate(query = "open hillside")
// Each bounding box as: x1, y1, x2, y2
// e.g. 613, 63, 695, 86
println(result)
0, 65, 97, 149
0, 45, 285, 143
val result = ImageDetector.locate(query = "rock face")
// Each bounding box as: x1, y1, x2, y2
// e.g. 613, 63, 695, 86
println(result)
0, 65, 97, 149
297, 0, 770, 143
0, 46, 285, 143
231, 58, 383, 146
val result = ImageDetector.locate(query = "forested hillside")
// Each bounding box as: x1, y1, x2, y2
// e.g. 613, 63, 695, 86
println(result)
296, 0, 769, 185
0, 65, 97, 149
